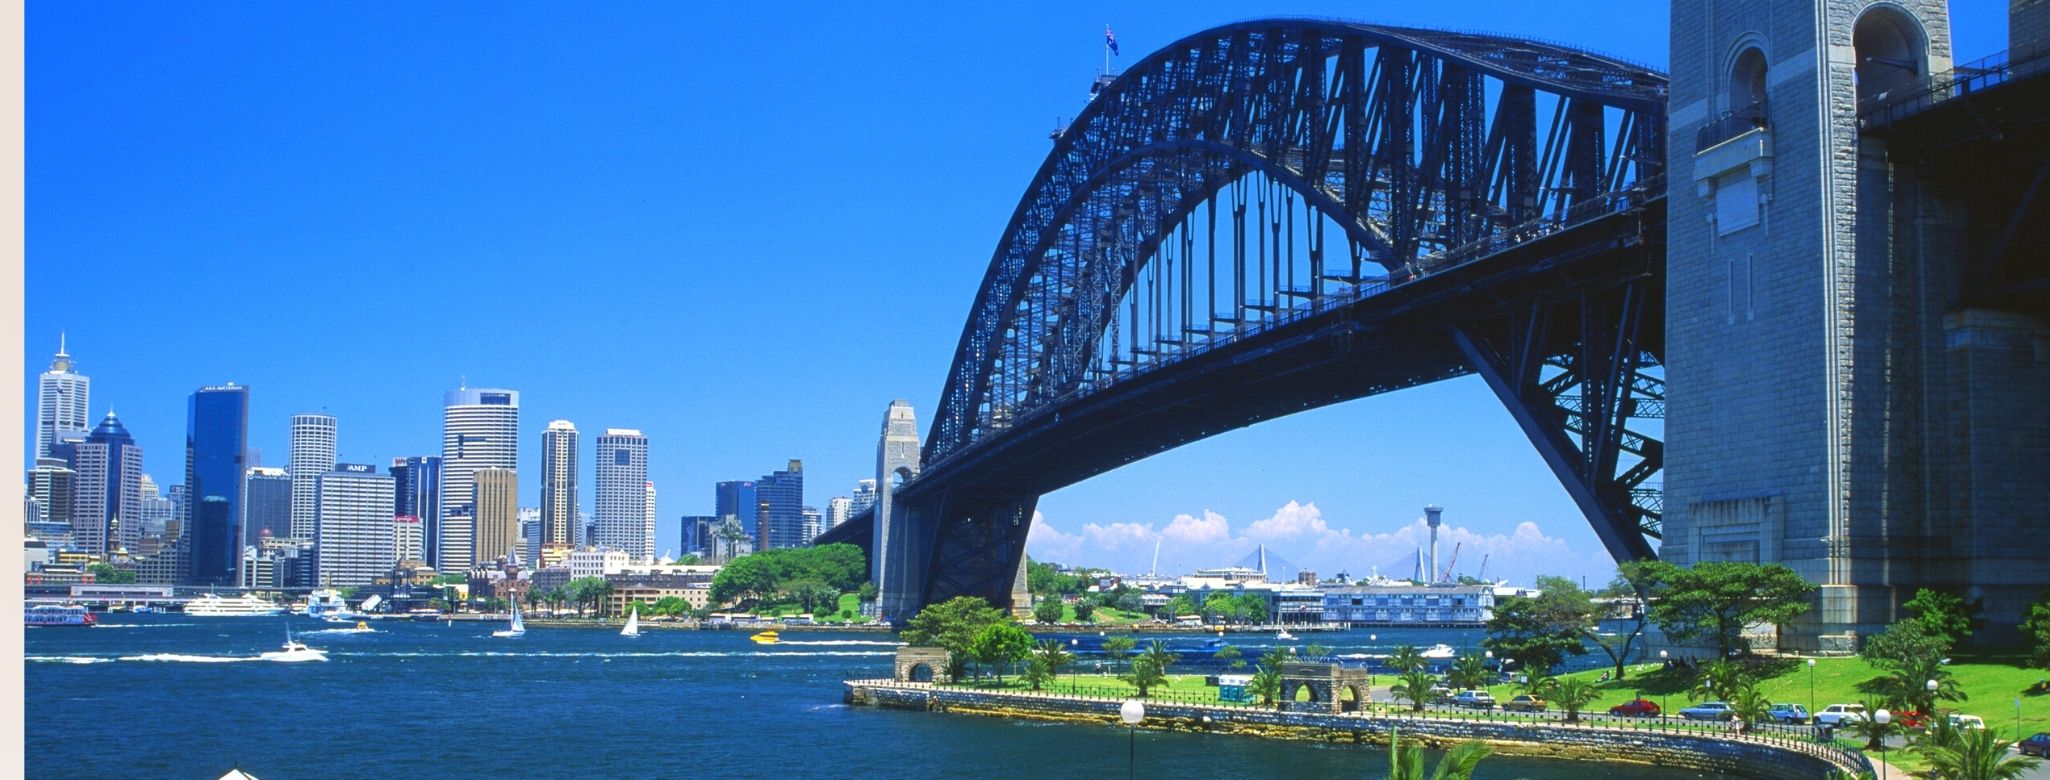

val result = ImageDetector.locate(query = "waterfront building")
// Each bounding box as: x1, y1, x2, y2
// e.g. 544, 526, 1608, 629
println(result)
69, 411, 144, 556
826, 496, 852, 530
244, 467, 292, 544
540, 419, 578, 548
567, 547, 630, 580
594, 429, 650, 557
391, 456, 442, 565
440, 387, 519, 544
607, 573, 715, 614
26, 457, 76, 531
287, 413, 336, 541
755, 460, 804, 551
472, 467, 519, 566
184, 385, 251, 586
440, 507, 476, 574
1319, 584, 1495, 626
35, 334, 91, 460
394, 515, 424, 564
800, 506, 822, 543
313, 463, 395, 586
714, 481, 757, 540
849, 479, 877, 516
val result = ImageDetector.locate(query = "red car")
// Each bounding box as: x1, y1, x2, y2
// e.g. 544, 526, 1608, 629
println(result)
1609, 699, 1662, 717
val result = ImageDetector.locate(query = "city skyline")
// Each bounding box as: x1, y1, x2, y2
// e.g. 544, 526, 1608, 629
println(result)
23, 2, 2018, 586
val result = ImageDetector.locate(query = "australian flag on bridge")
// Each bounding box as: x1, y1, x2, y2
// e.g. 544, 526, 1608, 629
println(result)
1105, 25, 1119, 56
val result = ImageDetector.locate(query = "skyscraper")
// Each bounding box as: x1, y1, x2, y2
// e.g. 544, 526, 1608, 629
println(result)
288, 414, 337, 541
35, 334, 91, 460
800, 506, 822, 543
394, 515, 424, 563
681, 515, 719, 556
826, 496, 851, 530
70, 411, 144, 555
715, 480, 758, 540
849, 479, 878, 516
26, 457, 77, 530
540, 420, 579, 548
184, 385, 250, 585
440, 507, 475, 573
472, 467, 519, 566
441, 386, 518, 538
391, 456, 442, 564
755, 460, 804, 551
645, 482, 658, 558
244, 467, 292, 543
313, 463, 395, 586
594, 428, 650, 557
138, 473, 174, 537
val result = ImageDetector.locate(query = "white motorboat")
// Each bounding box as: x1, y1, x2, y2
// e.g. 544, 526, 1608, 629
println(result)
259, 627, 328, 662
185, 593, 285, 617
492, 602, 526, 638
1275, 629, 1298, 640
1421, 643, 1457, 660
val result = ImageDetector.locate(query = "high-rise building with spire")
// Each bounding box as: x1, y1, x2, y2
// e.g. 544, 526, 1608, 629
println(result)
594, 428, 650, 557
540, 420, 579, 549
441, 386, 519, 538
35, 333, 91, 460
288, 414, 337, 541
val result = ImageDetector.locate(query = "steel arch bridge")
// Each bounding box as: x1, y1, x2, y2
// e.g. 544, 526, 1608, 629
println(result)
820, 18, 1671, 618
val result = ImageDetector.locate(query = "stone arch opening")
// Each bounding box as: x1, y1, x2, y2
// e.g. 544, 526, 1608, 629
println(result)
1339, 684, 1365, 713
1853, 7, 1926, 105
1728, 47, 1768, 113
907, 663, 935, 682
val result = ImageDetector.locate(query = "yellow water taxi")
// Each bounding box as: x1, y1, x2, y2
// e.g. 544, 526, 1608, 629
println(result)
750, 630, 780, 644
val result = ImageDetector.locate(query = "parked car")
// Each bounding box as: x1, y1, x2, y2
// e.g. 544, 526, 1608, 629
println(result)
1503, 694, 1549, 712
1679, 701, 1735, 721
1946, 714, 1986, 731
1609, 698, 1662, 718
1452, 690, 1498, 709
1427, 685, 1457, 704
1766, 703, 1810, 724
2019, 732, 2050, 758
1814, 703, 1868, 726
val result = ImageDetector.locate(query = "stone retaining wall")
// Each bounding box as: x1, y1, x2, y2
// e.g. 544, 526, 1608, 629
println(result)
844, 681, 1871, 779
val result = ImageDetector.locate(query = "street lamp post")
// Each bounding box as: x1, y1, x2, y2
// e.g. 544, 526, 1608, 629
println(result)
1120, 699, 1145, 780
1659, 651, 1670, 722
1807, 658, 1817, 715
1875, 709, 1892, 780
1926, 679, 1939, 718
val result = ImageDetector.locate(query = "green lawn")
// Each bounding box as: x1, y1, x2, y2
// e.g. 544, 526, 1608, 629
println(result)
1054, 602, 1151, 625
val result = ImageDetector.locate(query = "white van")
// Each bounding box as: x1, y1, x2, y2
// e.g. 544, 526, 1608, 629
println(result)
1815, 703, 1867, 726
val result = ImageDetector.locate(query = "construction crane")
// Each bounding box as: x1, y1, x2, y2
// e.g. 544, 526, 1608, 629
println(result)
1477, 553, 1491, 583
1440, 542, 1462, 583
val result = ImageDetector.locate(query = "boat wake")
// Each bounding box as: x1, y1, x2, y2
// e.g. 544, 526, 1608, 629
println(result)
27, 656, 114, 664
334, 650, 893, 659
772, 640, 901, 647
300, 627, 377, 635
30, 653, 322, 664
94, 623, 199, 629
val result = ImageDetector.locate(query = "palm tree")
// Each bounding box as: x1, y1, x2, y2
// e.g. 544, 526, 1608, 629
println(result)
1122, 656, 1168, 697
1917, 729, 2042, 780
1026, 639, 1074, 692
1840, 699, 1906, 751
1137, 641, 1179, 679
1517, 673, 1559, 697
1691, 659, 1747, 702
1388, 644, 1429, 674
1250, 665, 1283, 708
1386, 727, 1492, 780
1730, 681, 1774, 726
1551, 677, 1602, 722
1448, 654, 1492, 691
1101, 636, 1137, 675
1391, 666, 1440, 712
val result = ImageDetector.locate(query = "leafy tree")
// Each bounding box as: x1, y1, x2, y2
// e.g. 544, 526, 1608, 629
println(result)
1032, 597, 1064, 625
1447, 654, 1493, 690
1024, 639, 1075, 691
429, 573, 466, 586
1863, 618, 1953, 670
1250, 665, 1283, 707
1903, 588, 1985, 650
857, 581, 879, 604
2023, 592, 2050, 670
86, 562, 136, 584
1916, 727, 2041, 780
1481, 575, 1592, 674
1385, 728, 1491, 780
969, 623, 1034, 684
901, 596, 1006, 657
1166, 594, 1198, 619
1101, 636, 1137, 674
1552, 677, 1602, 722
1072, 600, 1095, 622
708, 555, 779, 606
1215, 643, 1245, 670
1025, 558, 1085, 597
783, 578, 839, 615
1859, 619, 1965, 714
1391, 667, 1439, 712
1113, 590, 1144, 613
1303, 643, 1331, 661
1690, 659, 1748, 702
1203, 592, 1236, 622
1592, 569, 1653, 680
1629, 560, 1815, 657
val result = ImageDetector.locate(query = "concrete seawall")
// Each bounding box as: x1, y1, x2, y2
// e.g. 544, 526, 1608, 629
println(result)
844, 680, 1872, 779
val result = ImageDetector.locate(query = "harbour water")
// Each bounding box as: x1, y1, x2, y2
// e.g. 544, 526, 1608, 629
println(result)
27, 615, 1721, 779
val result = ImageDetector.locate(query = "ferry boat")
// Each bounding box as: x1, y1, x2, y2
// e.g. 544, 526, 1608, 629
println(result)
24, 604, 96, 627
305, 589, 353, 620
183, 593, 285, 617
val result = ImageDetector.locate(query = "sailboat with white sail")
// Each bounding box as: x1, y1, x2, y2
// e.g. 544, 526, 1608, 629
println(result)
492, 602, 525, 638
620, 606, 640, 638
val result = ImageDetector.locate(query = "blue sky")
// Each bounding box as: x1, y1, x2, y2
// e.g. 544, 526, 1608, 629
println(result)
27, 2, 2012, 584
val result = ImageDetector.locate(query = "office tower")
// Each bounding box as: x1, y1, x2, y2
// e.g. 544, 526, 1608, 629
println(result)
826, 496, 852, 530
313, 463, 395, 586
518, 508, 540, 566
169, 483, 189, 529
440, 386, 518, 539
184, 385, 250, 585
540, 420, 578, 547
472, 467, 519, 566
27, 457, 77, 530
715, 480, 758, 540
849, 479, 878, 516
35, 334, 91, 460
801, 506, 822, 543
645, 482, 658, 559
394, 515, 424, 563
755, 460, 804, 551
138, 474, 174, 537
288, 414, 337, 541
70, 411, 144, 555
391, 456, 442, 565
440, 507, 475, 573
681, 515, 718, 556
594, 429, 650, 557
244, 467, 292, 544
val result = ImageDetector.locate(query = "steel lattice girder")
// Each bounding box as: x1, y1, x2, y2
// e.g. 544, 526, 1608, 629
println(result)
929, 19, 1666, 466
